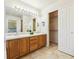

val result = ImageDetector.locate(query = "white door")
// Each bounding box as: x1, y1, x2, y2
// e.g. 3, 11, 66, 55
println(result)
69, 5, 74, 56
58, 5, 74, 56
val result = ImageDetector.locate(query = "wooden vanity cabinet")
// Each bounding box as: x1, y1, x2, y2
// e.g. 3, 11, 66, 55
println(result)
6, 39, 19, 59
30, 36, 38, 52
38, 35, 46, 48
19, 37, 29, 56
6, 34, 47, 59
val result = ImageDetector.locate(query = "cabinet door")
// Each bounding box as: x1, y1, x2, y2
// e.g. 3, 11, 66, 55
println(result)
6, 40, 19, 59
6, 41, 10, 59
19, 37, 29, 56
30, 37, 38, 52
38, 35, 46, 48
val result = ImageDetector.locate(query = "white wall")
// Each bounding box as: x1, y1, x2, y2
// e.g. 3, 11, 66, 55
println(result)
41, 2, 59, 47
41, 0, 74, 56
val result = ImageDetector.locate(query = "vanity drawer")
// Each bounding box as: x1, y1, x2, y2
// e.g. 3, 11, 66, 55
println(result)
30, 36, 38, 52
30, 37, 38, 44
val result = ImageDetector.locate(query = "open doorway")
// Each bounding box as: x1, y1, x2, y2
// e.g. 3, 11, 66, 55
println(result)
49, 10, 58, 46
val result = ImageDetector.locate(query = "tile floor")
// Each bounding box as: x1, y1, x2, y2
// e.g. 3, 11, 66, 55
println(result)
20, 44, 74, 59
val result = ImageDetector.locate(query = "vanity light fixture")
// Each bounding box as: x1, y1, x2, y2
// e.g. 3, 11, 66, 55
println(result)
11, 5, 39, 17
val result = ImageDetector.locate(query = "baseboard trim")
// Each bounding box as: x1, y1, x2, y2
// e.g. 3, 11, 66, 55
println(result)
58, 49, 74, 57
50, 41, 58, 45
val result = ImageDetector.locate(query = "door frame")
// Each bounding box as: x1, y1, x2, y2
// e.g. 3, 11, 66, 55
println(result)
48, 10, 58, 45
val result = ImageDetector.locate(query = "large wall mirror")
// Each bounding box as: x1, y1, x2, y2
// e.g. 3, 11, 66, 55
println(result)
22, 15, 36, 33
6, 14, 37, 34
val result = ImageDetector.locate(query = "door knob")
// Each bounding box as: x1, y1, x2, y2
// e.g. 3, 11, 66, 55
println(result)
71, 32, 74, 34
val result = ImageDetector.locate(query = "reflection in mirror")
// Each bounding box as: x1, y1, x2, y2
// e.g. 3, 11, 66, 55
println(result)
33, 18, 36, 31
23, 15, 37, 34
21, 19, 23, 32
7, 15, 37, 34
8, 20, 17, 33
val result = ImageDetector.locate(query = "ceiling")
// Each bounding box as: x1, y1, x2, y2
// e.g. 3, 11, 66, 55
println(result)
20, 0, 58, 9
5, 0, 58, 16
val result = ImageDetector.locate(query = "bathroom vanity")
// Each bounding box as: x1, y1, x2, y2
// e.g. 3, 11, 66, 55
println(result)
6, 34, 46, 59
5, 9, 46, 59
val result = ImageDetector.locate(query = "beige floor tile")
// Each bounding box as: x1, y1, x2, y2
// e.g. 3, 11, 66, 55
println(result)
20, 44, 74, 59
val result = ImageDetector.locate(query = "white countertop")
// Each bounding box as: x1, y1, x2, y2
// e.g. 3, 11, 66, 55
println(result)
5, 33, 46, 40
